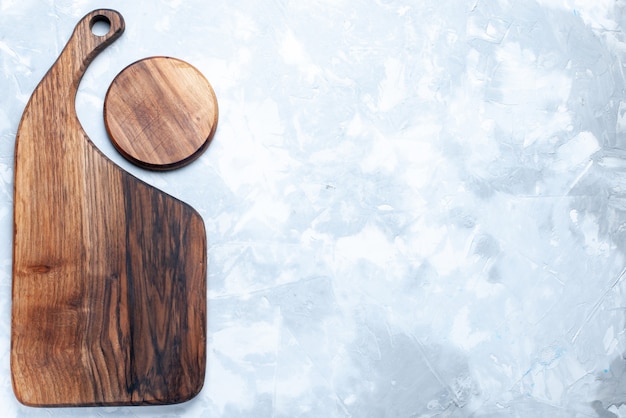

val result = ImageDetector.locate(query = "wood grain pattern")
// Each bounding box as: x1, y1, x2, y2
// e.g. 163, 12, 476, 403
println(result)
11, 10, 207, 407
104, 56, 218, 170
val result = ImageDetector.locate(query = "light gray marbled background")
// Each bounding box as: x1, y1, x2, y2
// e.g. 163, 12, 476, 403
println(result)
2, 0, 626, 416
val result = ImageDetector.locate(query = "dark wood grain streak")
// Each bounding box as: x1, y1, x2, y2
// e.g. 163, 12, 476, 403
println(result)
11, 9, 206, 407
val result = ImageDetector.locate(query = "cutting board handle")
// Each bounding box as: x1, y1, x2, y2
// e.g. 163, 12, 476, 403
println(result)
54, 9, 125, 94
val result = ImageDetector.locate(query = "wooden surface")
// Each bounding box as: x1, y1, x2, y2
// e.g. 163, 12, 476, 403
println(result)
104, 56, 218, 170
11, 9, 207, 407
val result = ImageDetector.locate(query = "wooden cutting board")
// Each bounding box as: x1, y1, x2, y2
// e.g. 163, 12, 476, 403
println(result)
11, 9, 207, 407
104, 56, 219, 170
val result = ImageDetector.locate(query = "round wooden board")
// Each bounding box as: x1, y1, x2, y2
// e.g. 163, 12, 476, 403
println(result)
104, 56, 218, 170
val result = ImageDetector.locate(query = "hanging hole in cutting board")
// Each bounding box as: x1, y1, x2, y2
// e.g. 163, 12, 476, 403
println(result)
90, 15, 111, 36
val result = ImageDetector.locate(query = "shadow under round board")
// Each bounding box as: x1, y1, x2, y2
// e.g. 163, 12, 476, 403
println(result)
104, 56, 218, 170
